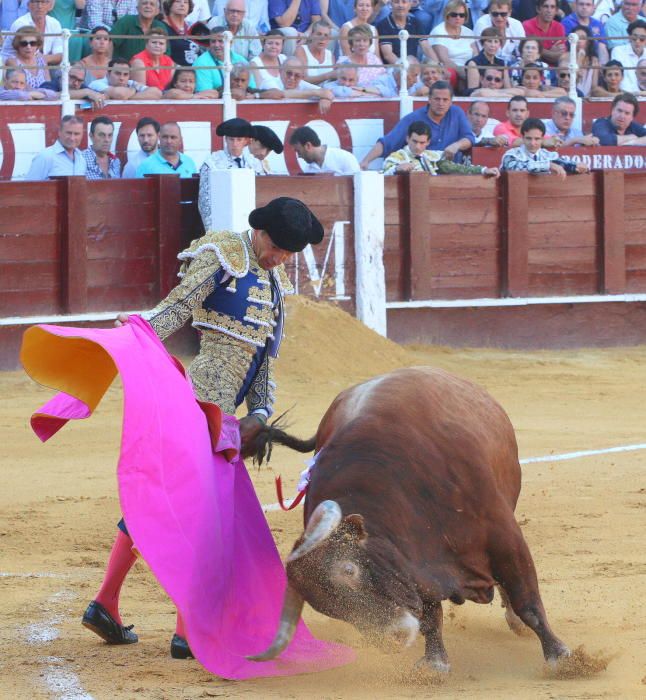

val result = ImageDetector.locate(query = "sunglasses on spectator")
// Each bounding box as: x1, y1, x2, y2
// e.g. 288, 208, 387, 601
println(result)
630, 33, 646, 41
19, 39, 39, 46
490, 11, 508, 16
485, 75, 503, 82
557, 109, 575, 117
447, 11, 466, 17
557, 72, 568, 78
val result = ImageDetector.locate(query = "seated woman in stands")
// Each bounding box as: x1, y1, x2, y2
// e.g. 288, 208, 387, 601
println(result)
295, 19, 336, 85
589, 59, 624, 98
426, 0, 476, 89
161, 0, 197, 66
509, 37, 552, 87
338, 0, 380, 58
249, 30, 287, 90
131, 28, 176, 91
520, 63, 566, 97
409, 59, 444, 96
163, 66, 221, 98
465, 27, 512, 94
337, 24, 387, 88
80, 26, 112, 81
559, 24, 599, 97
5, 27, 50, 89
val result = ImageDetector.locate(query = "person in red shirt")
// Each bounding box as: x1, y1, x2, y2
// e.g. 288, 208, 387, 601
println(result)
130, 27, 176, 90
522, 0, 567, 66
493, 95, 530, 147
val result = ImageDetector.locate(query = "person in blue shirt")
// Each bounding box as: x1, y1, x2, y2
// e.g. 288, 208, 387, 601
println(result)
26, 115, 88, 180
591, 92, 646, 146
193, 26, 256, 93
269, 0, 321, 33
561, 0, 609, 63
136, 122, 197, 178
359, 80, 475, 169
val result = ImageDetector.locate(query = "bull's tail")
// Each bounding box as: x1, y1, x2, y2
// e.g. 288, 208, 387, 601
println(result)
253, 412, 316, 465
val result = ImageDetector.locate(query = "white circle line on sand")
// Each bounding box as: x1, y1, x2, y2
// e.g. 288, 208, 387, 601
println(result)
261, 442, 646, 513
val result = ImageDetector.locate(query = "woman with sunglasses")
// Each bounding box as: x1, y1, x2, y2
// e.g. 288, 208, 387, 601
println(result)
80, 25, 112, 81
426, 0, 475, 86
473, 0, 525, 63
5, 26, 50, 88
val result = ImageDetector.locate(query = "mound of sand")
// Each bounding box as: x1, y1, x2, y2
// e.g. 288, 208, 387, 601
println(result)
543, 646, 611, 679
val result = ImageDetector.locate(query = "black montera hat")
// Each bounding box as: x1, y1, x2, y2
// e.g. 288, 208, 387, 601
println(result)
248, 197, 324, 252
250, 125, 284, 154
216, 118, 253, 138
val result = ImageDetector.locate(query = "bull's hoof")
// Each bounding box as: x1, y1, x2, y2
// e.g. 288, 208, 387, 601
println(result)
412, 655, 451, 682
545, 642, 571, 668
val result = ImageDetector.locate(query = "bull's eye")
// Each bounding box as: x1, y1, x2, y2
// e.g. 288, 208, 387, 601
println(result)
342, 563, 358, 577
331, 560, 361, 588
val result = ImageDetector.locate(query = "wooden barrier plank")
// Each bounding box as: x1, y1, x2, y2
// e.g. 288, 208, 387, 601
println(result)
528, 246, 598, 273
420, 176, 499, 200
0, 261, 60, 290
625, 269, 646, 292
623, 173, 646, 196
423, 198, 499, 225
527, 176, 596, 198
428, 224, 500, 250
430, 273, 500, 290
409, 174, 432, 300
154, 175, 183, 299
625, 244, 646, 269
623, 195, 646, 220
429, 248, 499, 277
0, 233, 59, 261
528, 272, 598, 296
598, 169, 625, 295
502, 171, 528, 297
0, 289, 62, 316
86, 230, 156, 260
527, 222, 597, 249
87, 258, 157, 287
527, 196, 597, 223
57, 176, 88, 314
86, 285, 157, 313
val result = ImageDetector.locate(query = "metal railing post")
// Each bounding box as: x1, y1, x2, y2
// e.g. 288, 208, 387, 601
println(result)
567, 32, 578, 101
60, 29, 74, 116
222, 30, 235, 120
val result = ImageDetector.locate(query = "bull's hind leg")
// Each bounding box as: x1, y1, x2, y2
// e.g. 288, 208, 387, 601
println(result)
416, 601, 450, 673
490, 520, 570, 664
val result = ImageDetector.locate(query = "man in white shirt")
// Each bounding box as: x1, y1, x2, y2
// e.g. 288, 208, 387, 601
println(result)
289, 125, 360, 175
262, 57, 334, 114
1, 0, 63, 63
473, 0, 525, 62
122, 117, 160, 178
467, 101, 505, 146
612, 19, 646, 93
88, 57, 162, 100
26, 115, 87, 180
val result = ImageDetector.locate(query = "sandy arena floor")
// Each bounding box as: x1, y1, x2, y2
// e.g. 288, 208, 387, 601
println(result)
1, 296, 645, 699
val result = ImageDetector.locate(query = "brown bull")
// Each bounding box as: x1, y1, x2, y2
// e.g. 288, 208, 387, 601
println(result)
249, 367, 570, 673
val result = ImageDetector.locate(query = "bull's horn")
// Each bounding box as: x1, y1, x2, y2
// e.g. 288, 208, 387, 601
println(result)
287, 500, 342, 562
246, 584, 304, 661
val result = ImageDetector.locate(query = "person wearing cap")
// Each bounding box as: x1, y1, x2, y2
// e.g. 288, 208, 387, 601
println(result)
82, 196, 324, 660
198, 118, 255, 230
247, 124, 284, 175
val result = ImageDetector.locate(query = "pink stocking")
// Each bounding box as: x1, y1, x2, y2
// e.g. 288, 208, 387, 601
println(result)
94, 530, 137, 625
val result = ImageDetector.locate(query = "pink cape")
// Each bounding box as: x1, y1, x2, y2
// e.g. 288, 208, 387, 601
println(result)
20, 316, 354, 680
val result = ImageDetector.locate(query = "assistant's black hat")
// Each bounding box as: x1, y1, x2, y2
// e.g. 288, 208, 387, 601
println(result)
250, 125, 284, 154
216, 118, 253, 138
248, 197, 324, 253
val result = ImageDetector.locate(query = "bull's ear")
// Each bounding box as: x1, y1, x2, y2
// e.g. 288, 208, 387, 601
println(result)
343, 514, 367, 543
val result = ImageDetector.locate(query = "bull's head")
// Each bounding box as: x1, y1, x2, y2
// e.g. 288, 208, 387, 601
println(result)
248, 500, 422, 662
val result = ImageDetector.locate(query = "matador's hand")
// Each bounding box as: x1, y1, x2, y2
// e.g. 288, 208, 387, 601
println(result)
239, 414, 267, 460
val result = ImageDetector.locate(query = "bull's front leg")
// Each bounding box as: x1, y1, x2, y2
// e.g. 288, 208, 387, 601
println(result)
416, 601, 450, 674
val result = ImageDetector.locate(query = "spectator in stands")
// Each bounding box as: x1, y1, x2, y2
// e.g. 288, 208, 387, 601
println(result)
248, 124, 284, 175
289, 125, 360, 174
228, 63, 274, 98
501, 118, 590, 179
111, 0, 170, 62
637, 57, 646, 92
589, 59, 624, 97
409, 59, 443, 96
493, 95, 529, 147
612, 19, 646, 93
193, 26, 255, 93
249, 29, 286, 89
2, 0, 63, 64
555, 64, 584, 96
543, 96, 600, 147
80, 26, 112, 81
208, 0, 262, 61
426, 0, 474, 82
522, 0, 566, 66
562, 0, 609, 64
324, 63, 374, 96
39, 62, 107, 107
392, 56, 422, 95
82, 116, 122, 180
338, 24, 388, 86
473, 0, 525, 63
339, 0, 380, 57
261, 57, 335, 113
467, 101, 506, 146
269, 0, 322, 54
382, 120, 500, 175
164, 66, 221, 97
80, 0, 137, 30
136, 121, 196, 177
520, 62, 566, 96
465, 28, 510, 93
509, 37, 551, 86
161, 0, 198, 66
130, 28, 176, 90
469, 65, 525, 96
26, 115, 87, 180
4, 27, 50, 88
89, 56, 163, 98
378, 0, 430, 64
2, 0, 29, 31
591, 91, 646, 145
605, 0, 645, 51
211, 0, 269, 34
0, 66, 58, 99
296, 19, 336, 84
123, 117, 160, 177
561, 25, 600, 96
360, 80, 475, 169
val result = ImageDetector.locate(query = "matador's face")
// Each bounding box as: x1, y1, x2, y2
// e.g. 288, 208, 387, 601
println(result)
252, 230, 292, 270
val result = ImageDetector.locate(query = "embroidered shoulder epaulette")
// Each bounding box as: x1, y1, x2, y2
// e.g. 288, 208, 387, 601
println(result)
177, 230, 249, 279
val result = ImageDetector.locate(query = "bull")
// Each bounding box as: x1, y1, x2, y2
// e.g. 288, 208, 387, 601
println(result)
248, 367, 570, 673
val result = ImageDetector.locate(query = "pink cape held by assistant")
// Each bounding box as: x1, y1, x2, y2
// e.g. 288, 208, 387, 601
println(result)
20, 315, 354, 680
